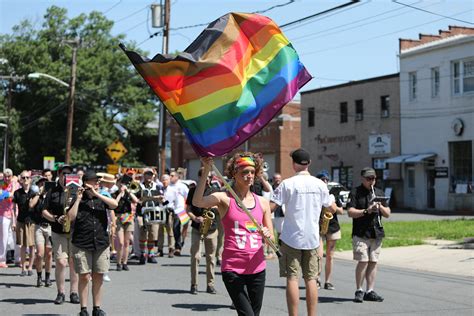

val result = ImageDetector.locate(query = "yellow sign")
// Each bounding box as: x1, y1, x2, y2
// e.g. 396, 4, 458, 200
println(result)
106, 164, 120, 175
105, 140, 128, 162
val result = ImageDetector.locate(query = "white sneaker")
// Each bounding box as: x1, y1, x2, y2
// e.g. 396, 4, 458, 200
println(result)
103, 273, 111, 282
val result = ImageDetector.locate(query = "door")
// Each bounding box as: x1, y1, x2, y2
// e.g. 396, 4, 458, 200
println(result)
406, 167, 416, 208
427, 169, 435, 209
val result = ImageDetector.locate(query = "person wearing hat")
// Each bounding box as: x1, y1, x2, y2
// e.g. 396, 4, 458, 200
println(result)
68, 170, 118, 316
29, 176, 53, 287
270, 148, 337, 316
347, 167, 391, 303
42, 164, 80, 305
315, 170, 344, 291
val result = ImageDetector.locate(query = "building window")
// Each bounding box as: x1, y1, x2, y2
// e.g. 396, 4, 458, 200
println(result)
409, 71, 417, 100
331, 166, 353, 189
340, 102, 348, 123
431, 67, 440, 97
308, 107, 315, 127
355, 99, 363, 121
381, 95, 390, 118
453, 59, 474, 95
373, 158, 387, 170
449, 141, 472, 193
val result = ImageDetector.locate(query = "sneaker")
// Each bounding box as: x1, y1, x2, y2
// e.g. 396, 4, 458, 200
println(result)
317, 279, 321, 289
147, 256, 158, 264
206, 285, 217, 294
139, 255, 147, 265
92, 308, 106, 316
37, 277, 44, 287
190, 284, 198, 295
0, 262, 8, 268
45, 278, 52, 287
79, 309, 90, 316
174, 249, 181, 256
70, 292, 80, 304
27, 270, 33, 276
103, 274, 111, 282
122, 264, 129, 271
354, 290, 365, 303
364, 291, 384, 302
324, 282, 335, 290
168, 249, 175, 258
116, 264, 122, 271
20, 270, 27, 277
54, 292, 65, 305
157, 250, 164, 257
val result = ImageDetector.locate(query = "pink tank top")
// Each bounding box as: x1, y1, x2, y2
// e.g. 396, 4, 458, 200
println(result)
221, 193, 265, 275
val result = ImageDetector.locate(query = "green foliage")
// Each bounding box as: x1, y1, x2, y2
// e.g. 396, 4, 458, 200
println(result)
335, 219, 474, 251
0, 6, 157, 172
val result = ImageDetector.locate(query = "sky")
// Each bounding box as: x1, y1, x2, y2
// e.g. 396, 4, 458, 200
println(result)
1, 0, 473, 95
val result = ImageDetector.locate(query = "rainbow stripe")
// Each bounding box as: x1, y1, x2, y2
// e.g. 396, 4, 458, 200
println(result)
177, 209, 190, 225
121, 12, 311, 156
245, 221, 258, 233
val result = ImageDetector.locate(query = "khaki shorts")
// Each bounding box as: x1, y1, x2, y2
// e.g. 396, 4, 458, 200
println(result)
116, 216, 134, 233
321, 229, 341, 241
35, 224, 52, 248
279, 241, 320, 280
72, 244, 110, 274
52, 232, 73, 260
16, 222, 35, 247
138, 218, 159, 241
352, 236, 382, 262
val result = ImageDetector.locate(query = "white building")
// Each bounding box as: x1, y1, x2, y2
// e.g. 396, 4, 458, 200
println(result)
388, 26, 474, 211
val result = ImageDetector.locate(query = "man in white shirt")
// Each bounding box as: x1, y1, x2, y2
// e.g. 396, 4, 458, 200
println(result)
271, 148, 337, 316
169, 171, 189, 256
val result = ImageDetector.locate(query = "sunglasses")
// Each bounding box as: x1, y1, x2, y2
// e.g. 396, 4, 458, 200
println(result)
364, 177, 376, 181
21, 176, 30, 180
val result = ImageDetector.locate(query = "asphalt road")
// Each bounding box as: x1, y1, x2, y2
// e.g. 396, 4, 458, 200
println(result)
1, 242, 473, 316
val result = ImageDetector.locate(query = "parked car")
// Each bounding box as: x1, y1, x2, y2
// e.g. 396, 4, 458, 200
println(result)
327, 182, 350, 208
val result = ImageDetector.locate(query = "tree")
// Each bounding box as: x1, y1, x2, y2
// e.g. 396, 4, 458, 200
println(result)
0, 6, 158, 172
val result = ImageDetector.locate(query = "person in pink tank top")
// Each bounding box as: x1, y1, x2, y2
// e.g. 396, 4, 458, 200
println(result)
193, 152, 274, 316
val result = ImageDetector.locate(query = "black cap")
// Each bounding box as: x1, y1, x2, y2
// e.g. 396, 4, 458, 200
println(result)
83, 170, 98, 182
59, 164, 73, 173
361, 167, 376, 177
291, 148, 311, 165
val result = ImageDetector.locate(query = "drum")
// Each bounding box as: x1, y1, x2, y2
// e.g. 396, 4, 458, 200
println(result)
142, 206, 167, 225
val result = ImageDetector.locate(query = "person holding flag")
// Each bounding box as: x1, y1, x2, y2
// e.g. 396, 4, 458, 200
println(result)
193, 153, 274, 315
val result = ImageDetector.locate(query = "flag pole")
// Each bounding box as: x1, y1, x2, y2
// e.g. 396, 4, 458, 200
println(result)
211, 163, 281, 258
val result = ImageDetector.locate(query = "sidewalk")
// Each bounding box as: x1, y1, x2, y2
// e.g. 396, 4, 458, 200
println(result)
335, 240, 474, 277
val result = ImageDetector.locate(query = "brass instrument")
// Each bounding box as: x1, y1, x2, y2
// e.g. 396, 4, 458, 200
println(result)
127, 180, 141, 195
320, 208, 333, 235
199, 209, 215, 240
62, 187, 73, 234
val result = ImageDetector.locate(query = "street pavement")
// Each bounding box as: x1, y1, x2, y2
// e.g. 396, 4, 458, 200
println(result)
1, 212, 473, 315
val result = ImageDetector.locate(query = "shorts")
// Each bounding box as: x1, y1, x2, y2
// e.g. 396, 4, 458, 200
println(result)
72, 244, 110, 274
16, 222, 35, 247
116, 217, 134, 233
138, 218, 159, 241
35, 224, 52, 248
320, 229, 341, 241
52, 232, 73, 260
279, 241, 320, 280
352, 236, 382, 262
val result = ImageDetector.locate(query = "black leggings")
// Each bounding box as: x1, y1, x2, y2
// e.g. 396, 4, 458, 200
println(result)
222, 270, 266, 316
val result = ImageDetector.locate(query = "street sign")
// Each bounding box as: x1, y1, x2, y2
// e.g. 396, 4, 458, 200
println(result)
105, 140, 128, 163
107, 164, 120, 175
43, 156, 55, 170
54, 162, 64, 171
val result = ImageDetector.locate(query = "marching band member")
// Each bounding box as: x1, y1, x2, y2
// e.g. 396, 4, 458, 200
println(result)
138, 169, 163, 264
194, 153, 274, 316
113, 176, 139, 271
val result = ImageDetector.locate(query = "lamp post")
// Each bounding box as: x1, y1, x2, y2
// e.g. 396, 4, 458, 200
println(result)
0, 123, 7, 170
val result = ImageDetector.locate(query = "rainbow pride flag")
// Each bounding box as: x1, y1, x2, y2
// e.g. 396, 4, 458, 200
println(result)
121, 12, 311, 156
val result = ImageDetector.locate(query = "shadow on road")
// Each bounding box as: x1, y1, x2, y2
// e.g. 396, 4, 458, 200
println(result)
2, 298, 52, 305
0, 282, 36, 288
173, 303, 232, 312
143, 288, 189, 294
319, 296, 354, 303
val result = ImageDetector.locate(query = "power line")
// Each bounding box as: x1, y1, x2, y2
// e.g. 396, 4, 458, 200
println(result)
392, 0, 474, 25
114, 5, 149, 23
103, 0, 123, 15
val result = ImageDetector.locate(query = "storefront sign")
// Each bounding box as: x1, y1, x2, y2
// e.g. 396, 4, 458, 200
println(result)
369, 134, 391, 155
435, 167, 448, 178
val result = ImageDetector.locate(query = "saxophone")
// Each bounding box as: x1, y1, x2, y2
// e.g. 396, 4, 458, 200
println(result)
199, 209, 215, 240
320, 208, 333, 235
62, 187, 73, 234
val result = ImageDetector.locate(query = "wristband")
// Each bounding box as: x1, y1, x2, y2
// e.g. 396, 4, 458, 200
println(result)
363, 209, 368, 215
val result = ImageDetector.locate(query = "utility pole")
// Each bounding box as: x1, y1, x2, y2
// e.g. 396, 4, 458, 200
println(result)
64, 39, 79, 164
158, 0, 170, 176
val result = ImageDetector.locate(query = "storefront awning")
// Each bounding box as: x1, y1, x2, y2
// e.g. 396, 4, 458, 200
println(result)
385, 153, 437, 164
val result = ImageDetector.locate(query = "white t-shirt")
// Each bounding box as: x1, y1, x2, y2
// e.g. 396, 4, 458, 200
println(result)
271, 171, 331, 250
